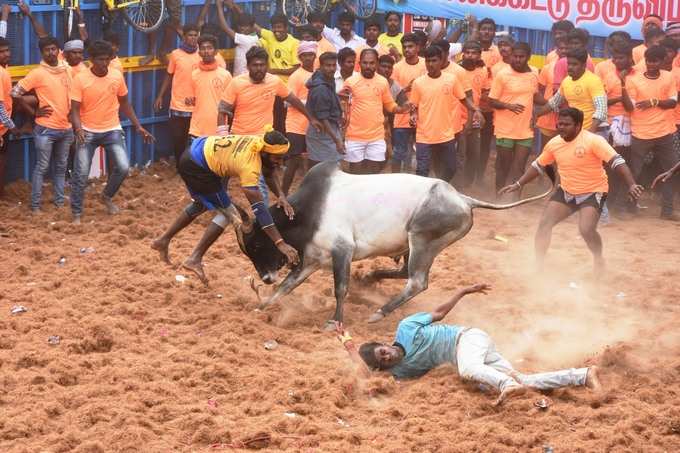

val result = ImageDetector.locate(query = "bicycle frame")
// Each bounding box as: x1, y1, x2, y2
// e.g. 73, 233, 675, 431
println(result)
104, 0, 143, 11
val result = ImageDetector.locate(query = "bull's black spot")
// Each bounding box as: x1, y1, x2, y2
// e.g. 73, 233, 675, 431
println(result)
241, 162, 337, 278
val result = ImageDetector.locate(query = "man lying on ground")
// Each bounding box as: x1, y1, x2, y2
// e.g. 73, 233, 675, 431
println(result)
337, 284, 602, 405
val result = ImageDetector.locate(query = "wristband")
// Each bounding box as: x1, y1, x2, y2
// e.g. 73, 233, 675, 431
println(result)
250, 200, 274, 228
513, 181, 522, 189
274, 238, 284, 247
78, 23, 86, 27
339, 332, 352, 345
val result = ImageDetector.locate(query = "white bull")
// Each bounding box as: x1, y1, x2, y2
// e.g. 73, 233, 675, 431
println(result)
235, 162, 553, 327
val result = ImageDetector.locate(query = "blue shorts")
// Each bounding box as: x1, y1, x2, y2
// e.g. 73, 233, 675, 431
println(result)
178, 139, 232, 210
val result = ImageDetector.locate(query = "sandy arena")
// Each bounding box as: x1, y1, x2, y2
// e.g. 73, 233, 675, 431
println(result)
1, 163, 679, 452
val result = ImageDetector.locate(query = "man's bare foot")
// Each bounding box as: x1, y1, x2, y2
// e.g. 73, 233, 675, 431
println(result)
585, 366, 602, 393
72, 215, 81, 225
151, 238, 171, 264
101, 195, 120, 215
594, 256, 606, 274
182, 257, 208, 284
139, 54, 155, 66
493, 384, 527, 406
30, 207, 41, 215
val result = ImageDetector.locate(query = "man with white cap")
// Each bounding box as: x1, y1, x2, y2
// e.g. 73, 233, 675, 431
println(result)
283, 40, 317, 195
63, 39, 88, 78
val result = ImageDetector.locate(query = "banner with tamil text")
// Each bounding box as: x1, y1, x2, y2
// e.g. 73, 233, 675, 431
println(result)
378, 0, 680, 39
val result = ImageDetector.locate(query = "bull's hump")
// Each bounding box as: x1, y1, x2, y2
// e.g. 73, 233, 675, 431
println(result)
282, 162, 337, 250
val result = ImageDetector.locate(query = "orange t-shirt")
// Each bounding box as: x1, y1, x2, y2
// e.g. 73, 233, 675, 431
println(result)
457, 65, 489, 124
70, 68, 128, 132
314, 37, 336, 70
545, 49, 559, 66
632, 44, 646, 65
594, 59, 615, 81
537, 130, 616, 194
443, 63, 472, 123
285, 67, 313, 135
18, 65, 72, 130
0, 66, 12, 136
342, 73, 395, 142
410, 72, 466, 143
491, 61, 509, 78
392, 57, 426, 128
489, 67, 539, 140
222, 73, 290, 135
536, 61, 557, 132
109, 57, 124, 74
602, 69, 629, 122
189, 66, 232, 137
167, 49, 201, 113
67, 62, 88, 79
625, 70, 677, 139
481, 45, 502, 68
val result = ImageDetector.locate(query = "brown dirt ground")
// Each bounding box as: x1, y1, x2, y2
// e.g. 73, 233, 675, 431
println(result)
1, 163, 679, 453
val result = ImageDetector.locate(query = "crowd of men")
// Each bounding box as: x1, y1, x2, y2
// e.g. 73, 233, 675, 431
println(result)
1, 4, 679, 225
2, 2, 678, 405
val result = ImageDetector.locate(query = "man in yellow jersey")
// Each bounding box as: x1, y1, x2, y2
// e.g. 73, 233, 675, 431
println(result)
378, 11, 403, 60
152, 127, 298, 283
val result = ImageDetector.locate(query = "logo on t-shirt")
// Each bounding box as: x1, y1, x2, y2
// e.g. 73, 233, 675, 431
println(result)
442, 84, 452, 96
212, 78, 225, 91
275, 49, 282, 59
574, 85, 584, 96
372, 86, 382, 97
574, 145, 586, 158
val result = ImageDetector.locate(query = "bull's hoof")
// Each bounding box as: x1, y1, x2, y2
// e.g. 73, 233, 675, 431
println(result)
322, 320, 337, 332
367, 310, 385, 323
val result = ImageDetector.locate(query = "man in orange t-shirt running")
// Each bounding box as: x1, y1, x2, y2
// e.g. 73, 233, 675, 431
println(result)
500, 108, 643, 272
69, 41, 155, 224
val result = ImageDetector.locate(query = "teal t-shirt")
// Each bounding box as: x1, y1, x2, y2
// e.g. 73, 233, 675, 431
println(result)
390, 312, 463, 379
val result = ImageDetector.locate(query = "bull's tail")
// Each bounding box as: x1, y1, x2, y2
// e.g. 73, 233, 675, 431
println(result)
462, 170, 556, 210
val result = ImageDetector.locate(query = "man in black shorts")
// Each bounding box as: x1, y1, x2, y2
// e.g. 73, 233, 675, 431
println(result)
500, 108, 643, 271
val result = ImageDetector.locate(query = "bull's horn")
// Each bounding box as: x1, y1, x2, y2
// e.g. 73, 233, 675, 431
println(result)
241, 217, 254, 234
234, 223, 247, 253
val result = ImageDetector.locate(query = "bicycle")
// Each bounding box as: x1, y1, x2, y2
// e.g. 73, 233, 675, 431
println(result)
60, 0, 165, 34
274, 0, 377, 26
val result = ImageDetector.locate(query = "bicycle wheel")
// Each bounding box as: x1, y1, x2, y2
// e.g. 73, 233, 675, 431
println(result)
342, 0, 376, 19
310, 0, 330, 14
122, 0, 165, 33
281, 0, 308, 26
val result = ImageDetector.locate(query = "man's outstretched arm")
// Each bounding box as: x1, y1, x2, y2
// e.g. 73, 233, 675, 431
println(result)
430, 284, 490, 322
335, 322, 372, 378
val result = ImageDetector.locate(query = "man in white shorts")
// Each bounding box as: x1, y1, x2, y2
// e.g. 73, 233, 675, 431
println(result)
340, 48, 411, 174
